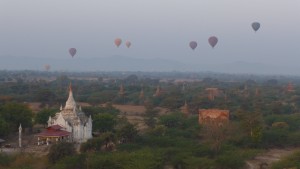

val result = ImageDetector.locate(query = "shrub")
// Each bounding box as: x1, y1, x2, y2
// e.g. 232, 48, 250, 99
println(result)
51, 154, 86, 169
216, 151, 245, 169
0, 153, 13, 166
48, 142, 75, 164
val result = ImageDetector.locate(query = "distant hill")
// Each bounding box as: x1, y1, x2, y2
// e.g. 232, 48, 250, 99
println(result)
0, 55, 296, 75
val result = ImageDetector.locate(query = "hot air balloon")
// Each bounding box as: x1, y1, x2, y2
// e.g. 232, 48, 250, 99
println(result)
208, 36, 218, 48
252, 22, 260, 32
189, 41, 197, 50
69, 48, 77, 58
125, 41, 131, 48
44, 64, 50, 71
114, 38, 122, 47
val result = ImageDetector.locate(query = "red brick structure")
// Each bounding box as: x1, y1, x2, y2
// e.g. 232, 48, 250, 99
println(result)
119, 84, 125, 96
153, 85, 162, 97
199, 109, 229, 125
180, 101, 189, 117
205, 88, 219, 101
285, 82, 295, 92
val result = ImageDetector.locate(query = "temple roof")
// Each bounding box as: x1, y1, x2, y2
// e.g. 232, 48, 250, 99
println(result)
47, 124, 63, 130
36, 125, 70, 137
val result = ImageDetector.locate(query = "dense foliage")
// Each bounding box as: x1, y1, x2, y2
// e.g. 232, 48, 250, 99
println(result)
0, 102, 33, 137
48, 142, 76, 164
1, 71, 300, 168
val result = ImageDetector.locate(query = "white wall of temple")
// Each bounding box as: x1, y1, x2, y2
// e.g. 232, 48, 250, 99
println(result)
48, 117, 92, 143
83, 122, 92, 141
71, 124, 83, 143
47, 111, 92, 143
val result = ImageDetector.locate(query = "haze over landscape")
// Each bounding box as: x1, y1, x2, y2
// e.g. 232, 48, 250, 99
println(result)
2, 1, 300, 168
0, 0, 299, 74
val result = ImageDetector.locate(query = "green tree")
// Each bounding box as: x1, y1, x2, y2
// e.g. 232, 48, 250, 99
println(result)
93, 113, 117, 132
35, 89, 56, 105
0, 103, 33, 130
35, 108, 57, 127
202, 122, 234, 154
237, 110, 263, 143
51, 154, 86, 169
216, 151, 245, 169
80, 132, 116, 152
0, 116, 10, 137
159, 112, 185, 129
48, 142, 75, 164
117, 122, 138, 143
80, 136, 105, 152
86, 90, 116, 105
144, 105, 159, 128
82, 105, 119, 118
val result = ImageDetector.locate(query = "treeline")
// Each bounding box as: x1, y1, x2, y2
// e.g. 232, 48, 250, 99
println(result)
1, 105, 300, 168
0, 103, 33, 137
1, 73, 300, 115
1, 73, 300, 168
0, 102, 121, 137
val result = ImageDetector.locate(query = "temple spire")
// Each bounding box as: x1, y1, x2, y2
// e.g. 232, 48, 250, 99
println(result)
153, 85, 161, 97
181, 100, 189, 116
69, 83, 72, 92
139, 88, 144, 99
119, 84, 125, 96
65, 83, 76, 109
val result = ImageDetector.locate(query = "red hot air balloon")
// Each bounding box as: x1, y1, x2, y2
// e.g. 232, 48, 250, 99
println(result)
114, 38, 122, 47
189, 41, 197, 50
208, 36, 218, 48
69, 48, 77, 58
252, 22, 260, 32
125, 41, 131, 48
44, 64, 50, 71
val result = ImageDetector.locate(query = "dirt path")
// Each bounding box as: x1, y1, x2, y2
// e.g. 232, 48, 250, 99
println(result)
245, 148, 298, 169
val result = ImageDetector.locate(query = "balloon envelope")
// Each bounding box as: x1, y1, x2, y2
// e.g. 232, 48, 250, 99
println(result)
189, 41, 197, 50
208, 36, 218, 48
69, 48, 77, 57
115, 38, 122, 47
125, 41, 131, 48
44, 64, 50, 71
252, 22, 260, 32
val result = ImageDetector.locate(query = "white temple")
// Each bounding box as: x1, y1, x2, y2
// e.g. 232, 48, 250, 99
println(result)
48, 84, 92, 143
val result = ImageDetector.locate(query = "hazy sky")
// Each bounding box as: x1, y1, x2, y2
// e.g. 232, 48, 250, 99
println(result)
0, 0, 299, 68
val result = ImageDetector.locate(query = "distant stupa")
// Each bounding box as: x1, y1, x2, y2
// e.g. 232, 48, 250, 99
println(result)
153, 85, 161, 97
139, 88, 145, 99
181, 101, 189, 117
205, 88, 219, 101
255, 88, 260, 97
286, 82, 295, 92
119, 84, 125, 96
